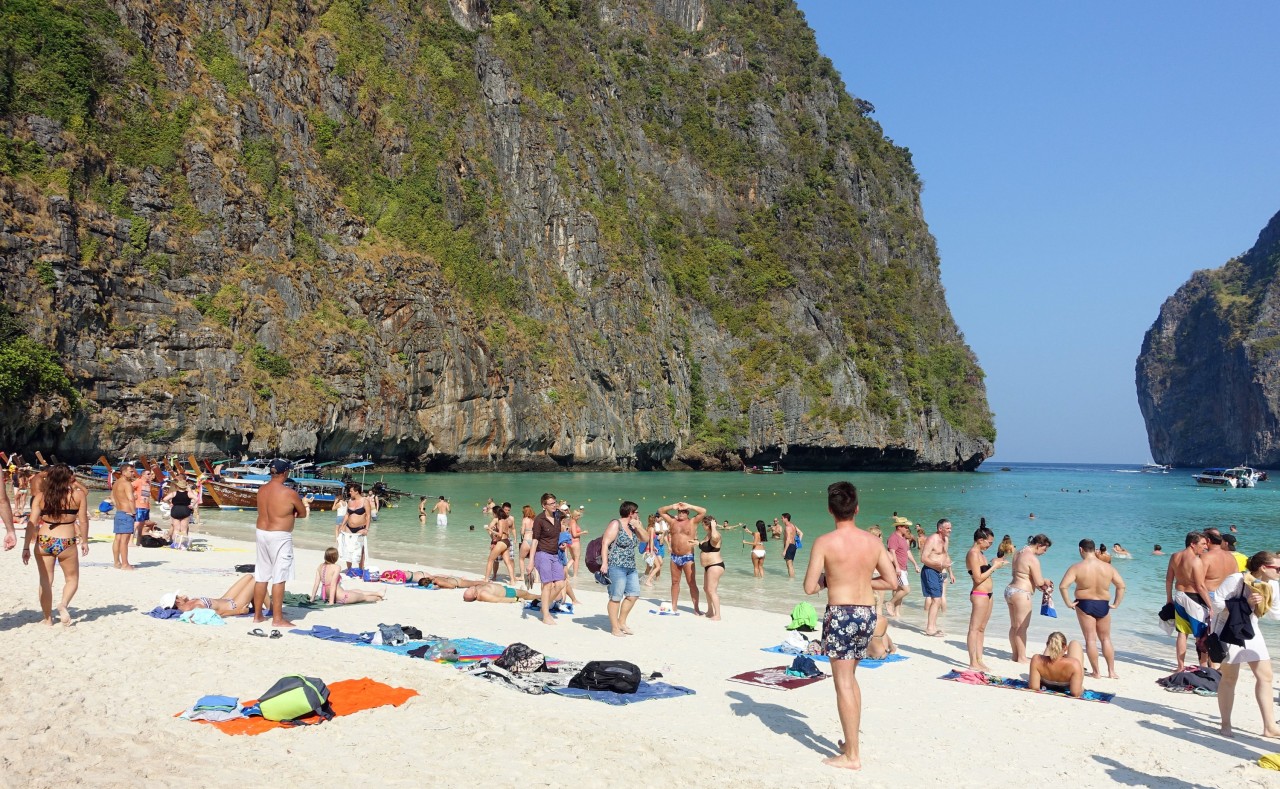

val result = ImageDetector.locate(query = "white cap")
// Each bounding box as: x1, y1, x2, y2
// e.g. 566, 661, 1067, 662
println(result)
160, 591, 179, 609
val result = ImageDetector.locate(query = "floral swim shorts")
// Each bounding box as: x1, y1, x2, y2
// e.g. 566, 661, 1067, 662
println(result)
821, 604, 877, 660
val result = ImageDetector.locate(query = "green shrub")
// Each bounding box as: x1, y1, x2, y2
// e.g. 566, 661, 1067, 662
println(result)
195, 30, 249, 96
251, 344, 293, 377
0, 335, 78, 405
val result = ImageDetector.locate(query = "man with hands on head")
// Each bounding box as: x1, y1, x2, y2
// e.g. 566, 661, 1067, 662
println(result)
658, 500, 706, 615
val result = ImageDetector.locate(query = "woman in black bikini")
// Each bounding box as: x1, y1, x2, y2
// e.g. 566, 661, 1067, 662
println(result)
22, 465, 89, 626
336, 484, 371, 571
699, 517, 724, 620
965, 523, 1006, 671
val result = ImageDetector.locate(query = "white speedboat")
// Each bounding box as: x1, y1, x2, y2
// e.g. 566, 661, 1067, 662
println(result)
1141, 463, 1171, 473
1226, 466, 1259, 488
1193, 468, 1239, 488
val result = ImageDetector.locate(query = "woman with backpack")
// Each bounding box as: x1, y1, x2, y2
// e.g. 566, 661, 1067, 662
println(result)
599, 500, 651, 637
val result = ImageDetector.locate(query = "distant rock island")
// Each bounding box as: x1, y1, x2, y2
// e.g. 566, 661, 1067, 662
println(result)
0, 0, 992, 470
1137, 209, 1280, 466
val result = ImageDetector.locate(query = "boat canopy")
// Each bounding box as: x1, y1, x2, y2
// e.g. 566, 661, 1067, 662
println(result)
342, 461, 374, 469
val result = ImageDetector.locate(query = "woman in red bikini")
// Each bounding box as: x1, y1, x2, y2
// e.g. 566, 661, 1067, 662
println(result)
965, 520, 1006, 671
22, 465, 89, 626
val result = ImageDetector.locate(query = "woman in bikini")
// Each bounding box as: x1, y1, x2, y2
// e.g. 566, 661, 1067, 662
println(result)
483, 502, 516, 582
336, 484, 371, 571
518, 504, 536, 586
743, 521, 767, 577
1028, 631, 1085, 698
22, 464, 89, 626
1006, 534, 1054, 663
700, 517, 724, 620
162, 573, 258, 616
312, 547, 386, 604
566, 507, 587, 577
965, 523, 1007, 671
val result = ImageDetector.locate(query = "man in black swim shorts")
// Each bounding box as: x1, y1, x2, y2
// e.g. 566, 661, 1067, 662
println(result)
1059, 539, 1125, 679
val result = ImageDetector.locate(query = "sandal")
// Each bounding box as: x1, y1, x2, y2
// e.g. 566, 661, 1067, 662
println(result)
269, 629, 283, 639
248, 628, 268, 638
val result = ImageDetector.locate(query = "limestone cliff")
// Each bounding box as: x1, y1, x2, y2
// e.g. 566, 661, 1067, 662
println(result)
1137, 209, 1280, 466
0, 0, 994, 470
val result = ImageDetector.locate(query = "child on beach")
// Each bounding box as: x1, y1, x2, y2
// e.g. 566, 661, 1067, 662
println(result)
312, 547, 386, 605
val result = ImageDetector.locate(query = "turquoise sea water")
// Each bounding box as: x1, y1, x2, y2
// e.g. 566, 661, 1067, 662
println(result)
196, 463, 1280, 656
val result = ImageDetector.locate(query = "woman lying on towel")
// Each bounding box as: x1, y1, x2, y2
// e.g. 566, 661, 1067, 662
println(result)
161, 573, 257, 616
1028, 632, 1084, 697
408, 572, 486, 589
312, 548, 387, 605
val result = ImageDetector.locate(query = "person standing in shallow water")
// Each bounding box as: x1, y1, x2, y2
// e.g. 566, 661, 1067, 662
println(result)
803, 481, 898, 771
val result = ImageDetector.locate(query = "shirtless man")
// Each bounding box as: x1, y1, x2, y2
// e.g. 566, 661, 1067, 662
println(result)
1005, 534, 1054, 663
433, 495, 450, 527
132, 468, 153, 547
109, 464, 138, 570
252, 459, 307, 629
659, 501, 706, 615
1165, 531, 1211, 671
1060, 539, 1126, 679
1202, 528, 1239, 593
919, 519, 953, 636
803, 481, 897, 771
462, 581, 540, 603
782, 513, 804, 578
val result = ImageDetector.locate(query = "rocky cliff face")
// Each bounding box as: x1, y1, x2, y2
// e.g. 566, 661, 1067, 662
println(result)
1137, 210, 1280, 466
0, 0, 993, 470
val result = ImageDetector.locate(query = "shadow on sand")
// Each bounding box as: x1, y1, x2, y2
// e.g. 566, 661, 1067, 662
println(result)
726, 690, 839, 757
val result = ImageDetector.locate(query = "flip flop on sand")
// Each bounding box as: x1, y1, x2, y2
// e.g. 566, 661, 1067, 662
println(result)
269, 629, 282, 639
924, 630, 946, 637
248, 628, 268, 638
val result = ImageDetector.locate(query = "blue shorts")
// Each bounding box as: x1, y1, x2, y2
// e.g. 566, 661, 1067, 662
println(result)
607, 565, 640, 601
113, 512, 135, 534
920, 566, 944, 598
135, 508, 150, 524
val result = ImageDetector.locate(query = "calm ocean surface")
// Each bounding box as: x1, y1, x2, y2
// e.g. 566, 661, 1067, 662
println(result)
196, 462, 1280, 656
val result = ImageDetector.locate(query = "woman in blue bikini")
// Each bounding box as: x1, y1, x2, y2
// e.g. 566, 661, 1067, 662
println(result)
22, 465, 89, 626
161, 573, 258, 616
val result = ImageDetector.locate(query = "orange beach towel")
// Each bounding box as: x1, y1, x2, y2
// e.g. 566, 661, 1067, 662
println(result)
194, 678, 418, 736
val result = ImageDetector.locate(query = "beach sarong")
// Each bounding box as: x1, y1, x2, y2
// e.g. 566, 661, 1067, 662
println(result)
1173, 590, 1210, 637
337, 530, 367, 567
191, 678, 417, 735
728, 666, 828, 691
939, 670, 1114, 703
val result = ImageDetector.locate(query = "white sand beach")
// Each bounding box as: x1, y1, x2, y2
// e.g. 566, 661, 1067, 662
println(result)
3, 524, 1280, 789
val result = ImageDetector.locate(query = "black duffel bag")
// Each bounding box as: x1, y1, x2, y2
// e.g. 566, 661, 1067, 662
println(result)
568, 660, 641, 694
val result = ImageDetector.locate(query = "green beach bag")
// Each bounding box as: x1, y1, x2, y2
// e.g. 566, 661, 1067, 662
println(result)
786, 602, 818, 632
257, 675, 334, 724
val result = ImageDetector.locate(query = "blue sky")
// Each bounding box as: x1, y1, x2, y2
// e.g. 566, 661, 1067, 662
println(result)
794, 1, 1280, 463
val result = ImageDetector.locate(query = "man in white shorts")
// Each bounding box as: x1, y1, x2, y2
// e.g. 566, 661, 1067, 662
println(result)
252, 459, 307, 628
433, 495, 450, 527
885, 520, 919, 618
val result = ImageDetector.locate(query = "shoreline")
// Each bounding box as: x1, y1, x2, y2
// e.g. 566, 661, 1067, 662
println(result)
3, 523, 1280, 787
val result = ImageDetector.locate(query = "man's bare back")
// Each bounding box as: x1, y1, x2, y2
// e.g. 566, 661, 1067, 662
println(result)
1169, 548, 1205, 594
1070, 558, 1119, 600
804, 525, 896, 605
1203, 549, 1238, 591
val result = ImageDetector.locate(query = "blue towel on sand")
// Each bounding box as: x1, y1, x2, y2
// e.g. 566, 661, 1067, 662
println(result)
760, 646, 908, 669
289, 625, 372, 644
194, 695, 239, 711
144, 606, 182, 620
524, 600, 574, 615
549, 681, 695, 705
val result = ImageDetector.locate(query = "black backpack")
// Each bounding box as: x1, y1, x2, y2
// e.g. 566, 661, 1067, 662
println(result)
568, 660, 641, 694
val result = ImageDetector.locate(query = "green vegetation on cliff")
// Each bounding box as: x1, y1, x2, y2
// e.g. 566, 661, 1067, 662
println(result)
0, 0, 993, 465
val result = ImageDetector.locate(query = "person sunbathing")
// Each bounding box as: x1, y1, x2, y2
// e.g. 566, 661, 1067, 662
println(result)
1028, 631, 1085, 697
312, 547, 387, 604
161, 573, 256, 616
866, 592, 897, 660
462, 581, 540, 603
410, 572, 485, 589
